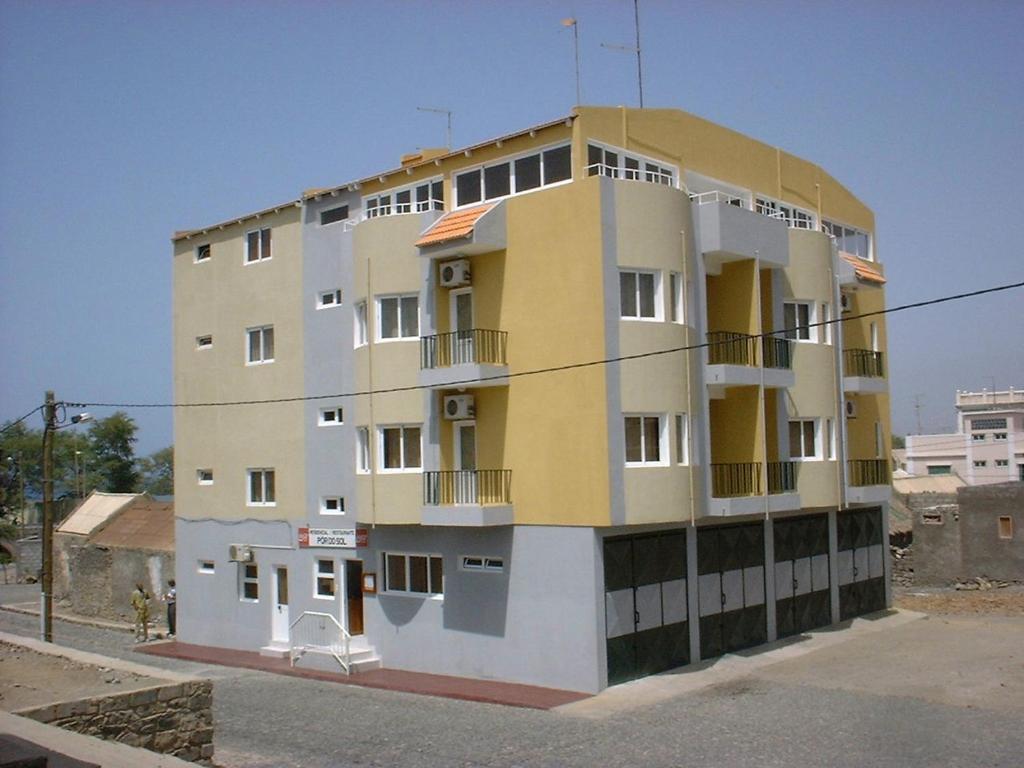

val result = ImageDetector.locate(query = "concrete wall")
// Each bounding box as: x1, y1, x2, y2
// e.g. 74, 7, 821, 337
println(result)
15, 535, 41, 582
906, 492, 961, 586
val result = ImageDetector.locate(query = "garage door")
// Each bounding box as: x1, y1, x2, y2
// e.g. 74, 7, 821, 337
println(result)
774, 514, 831, 638
837, 507, 886, 620
604, 530, 689, 686
697, 523, 767, 659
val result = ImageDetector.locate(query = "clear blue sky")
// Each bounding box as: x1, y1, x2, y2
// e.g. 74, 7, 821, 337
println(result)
2, 0, 1022, 453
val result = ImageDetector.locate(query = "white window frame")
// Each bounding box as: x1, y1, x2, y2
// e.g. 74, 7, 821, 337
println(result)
382, 551, 444, 597
378, 425, 422, 473
317, 289, 343, 309
319, 204, 350, 227
624, 414, 667, 467
452, 142, 573, 209
670, 271, 685, 324
318, 407, 344, 426
194, 243, 211, 263
244, 227, 272, 264
197, 469, 213, 486
820, 302, 833, 345
196, 335, 213, 350
363, 176, 444, 219
460, 556, 505, 573
675, 413, 689, 465
973, 460, 987, 468
376, 294, 419, 341
198, 560, 215, 574
789, 419, 821, 461
619, 269, 663, 321
586, 141, 678, 186
994, 432, 1008, 441
356, 427, 370, 474
783, 301, 815, 343
246, 325, 275, 365
240, 563, 259, 602
824, 218, 873, 262
354, 301, 368, 347
826, 418, 836, 460
247, 468, 276, 506
314, 558, 336, 599
972, 433, 986, 442
321, 496, 345, 515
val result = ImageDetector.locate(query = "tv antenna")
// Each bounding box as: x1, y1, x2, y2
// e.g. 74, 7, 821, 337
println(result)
601, 0, 644, 107
416, 106, 452, 150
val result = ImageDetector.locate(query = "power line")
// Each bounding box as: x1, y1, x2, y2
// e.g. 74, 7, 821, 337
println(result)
38, 278, 1024, 412
0, 405, 43, 436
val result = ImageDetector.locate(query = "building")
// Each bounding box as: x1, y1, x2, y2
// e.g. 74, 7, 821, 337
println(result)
172, 106, 892, 693
904, 389, 1024, 485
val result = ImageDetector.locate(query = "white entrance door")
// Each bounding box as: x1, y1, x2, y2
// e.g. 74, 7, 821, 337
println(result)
454, 421, 477, 503
450, 289, 474, 364
272, 566, 289, 643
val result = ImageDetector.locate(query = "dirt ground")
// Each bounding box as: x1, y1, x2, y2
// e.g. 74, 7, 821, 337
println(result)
0, 641, 165, 711
894, 584, 1024, 617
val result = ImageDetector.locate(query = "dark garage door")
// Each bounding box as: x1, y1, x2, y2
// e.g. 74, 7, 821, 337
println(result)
697, 522, 767, 659
837, 507, 886, 620
604, 530, 689, 686
774, 513, 831, 638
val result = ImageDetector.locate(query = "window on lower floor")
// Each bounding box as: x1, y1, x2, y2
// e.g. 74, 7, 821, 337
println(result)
383, 552, 443, 596
973, 460, 987, 468
198, 560, 215, 574
996, 459, 1009, 467
783, 302, 814, 341
318, 407, 344, 426
240, 564, 259, 601
315, 559, 336, 597
994, 433, 1007, 441
789, 419, 819, 460
321, 496, 344, 515
318, 289, 342, 309
927, 465, 952, 475
247, 468, 276, 506
247, 326, 274, 364
972, 433, 986, 441
461, 556, 505, 573
377, 295, 419, 340
379, 425, 422, 471
620, 270, 660, 320
625, 415, 664, 465
998, 516, 1014, 540
197, 469, 213, 485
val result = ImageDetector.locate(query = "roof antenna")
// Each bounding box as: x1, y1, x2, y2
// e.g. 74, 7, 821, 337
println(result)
561, 17, 582, 105
416, 107, 452, 150
601, 0, 644, 107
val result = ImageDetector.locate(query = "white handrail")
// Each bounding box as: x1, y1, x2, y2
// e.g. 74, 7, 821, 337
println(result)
289, 610, 351, 673
688, 189, 744, 207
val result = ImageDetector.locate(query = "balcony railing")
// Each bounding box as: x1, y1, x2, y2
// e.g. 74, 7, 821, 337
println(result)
424, 470, 512, 506
711, 462, 761, 498
767, 461, 797, 494
848, 459, 890, 487
707, 331, 757, 366
421, 329, 508, 369
844, 349, 885, 378
762, 336, 794, 370
586, 162, 674, 186
364, 198, 444, 220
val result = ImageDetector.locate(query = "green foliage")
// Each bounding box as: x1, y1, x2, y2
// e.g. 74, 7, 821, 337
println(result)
87, 412, 139, 493
138, 446, 174, 496
891, 434, 906, 449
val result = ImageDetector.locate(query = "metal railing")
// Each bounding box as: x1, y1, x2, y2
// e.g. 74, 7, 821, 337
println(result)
844, 348, 885, 378
688, 190, 745, 207
363, 198, 444, 220
424, 470, 512, 506
421, 329, 508, 369
848, 459, 890, 487
762, 336, 794, 370
711, 462, 761, 498
585, 163, 674, 186
767, 461, 797, 494
289, 611, 350, 673
707, 331, 757, 367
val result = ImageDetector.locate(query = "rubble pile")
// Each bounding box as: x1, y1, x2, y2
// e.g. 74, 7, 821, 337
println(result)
890, 544, 914, 587
954, 576, 1013, 591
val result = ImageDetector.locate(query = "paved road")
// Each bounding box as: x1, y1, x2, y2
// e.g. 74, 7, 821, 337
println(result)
3, 585, 1022, 768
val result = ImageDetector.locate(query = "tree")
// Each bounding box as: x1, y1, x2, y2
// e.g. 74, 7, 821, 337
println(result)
138, 446, 174, 496
891, 435, 905, 449
87, 412, 139, 492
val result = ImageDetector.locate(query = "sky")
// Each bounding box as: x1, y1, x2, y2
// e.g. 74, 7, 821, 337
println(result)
1, 0, 1022, 454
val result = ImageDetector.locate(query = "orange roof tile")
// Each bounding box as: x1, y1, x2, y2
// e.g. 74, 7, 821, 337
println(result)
415, 204, 496, 247
841, 253, 886, 285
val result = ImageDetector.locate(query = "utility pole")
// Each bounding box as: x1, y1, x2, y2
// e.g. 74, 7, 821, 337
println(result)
41, 390, 55, 642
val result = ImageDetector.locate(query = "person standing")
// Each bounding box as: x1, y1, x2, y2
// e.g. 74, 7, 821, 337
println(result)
131, 582, 151, 643
164, 579, 177, 637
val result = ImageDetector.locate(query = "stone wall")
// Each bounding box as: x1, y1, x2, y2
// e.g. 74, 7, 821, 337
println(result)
906, 492, 961, 586
14, 535, 41, 582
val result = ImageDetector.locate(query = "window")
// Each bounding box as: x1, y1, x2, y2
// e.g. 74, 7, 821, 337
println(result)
669, 272, 684, 323
453, 144, 572, 208
998, 516, 1014, 539
356, 427, 370, 473
321, 496, 344, 515
382, 552, 443, 596
194, 243, 211, 263
245, 227, 271, 263
973, 460, 987, 468
318, 407, 344, 426
586, 143, 675, 185
197, 469, 213, 485
972, 418, 1007, 430
675, 413, 689, 465
354, 301, 367, 347
198, 560, 215, 574
620, 270, 660, 320
318, 289, 342, 309
196, 335, 213, 350
379, 426, 422, 471
247, 468, 276, 506
757, 197, 816, 230
315, 559, 336, 597
789, 419, 819, 460
784, 302, 814, 341
461, 556, 505, 573
922, 512, 943, 525
927, 465, 952, 475
377, 295, 419, 340
320, 205, 349, 226
241, 563, 259, 601
994, 433, 1008, 441
625, 415, 664, 465
823, 219, 872, 261
247, 326, 274, 364
996, 459, 1009, 467
972, 433, 986, 442
366, 179, 443, 218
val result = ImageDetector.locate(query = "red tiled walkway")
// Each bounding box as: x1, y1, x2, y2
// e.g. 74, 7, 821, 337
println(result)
137, 641, 590, 710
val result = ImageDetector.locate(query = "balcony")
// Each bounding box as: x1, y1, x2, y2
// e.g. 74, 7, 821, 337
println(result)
419, 329, 509, 389
846, 459, 891, 505
690, 191, 789, 274
705, 332, 794, 396
766, 461, 797, 495
421, 470, 513, 527
708, 461, 800, 517
843, 349, 887, 394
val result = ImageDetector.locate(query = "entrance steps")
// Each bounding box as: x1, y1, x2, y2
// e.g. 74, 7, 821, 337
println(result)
290, 634, 381, 675
347, 635, 382, 673
259, 643, 290, 659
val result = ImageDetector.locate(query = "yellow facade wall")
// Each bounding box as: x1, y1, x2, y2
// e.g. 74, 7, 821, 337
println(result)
707, 260, 758, 335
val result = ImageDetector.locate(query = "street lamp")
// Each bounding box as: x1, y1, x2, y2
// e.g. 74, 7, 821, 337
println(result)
40, 391, 91, 642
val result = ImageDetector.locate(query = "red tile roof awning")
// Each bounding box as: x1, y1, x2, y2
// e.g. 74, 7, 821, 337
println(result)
416, 204, 496, 248
840, 253, 886, 285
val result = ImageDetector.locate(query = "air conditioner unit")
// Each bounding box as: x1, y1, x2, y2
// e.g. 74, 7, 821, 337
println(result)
444, 394, 475, 420
845, 399, 858, 419
228, 544, 254, 563
840, 293, 852, 313
440, 259, 471, 288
